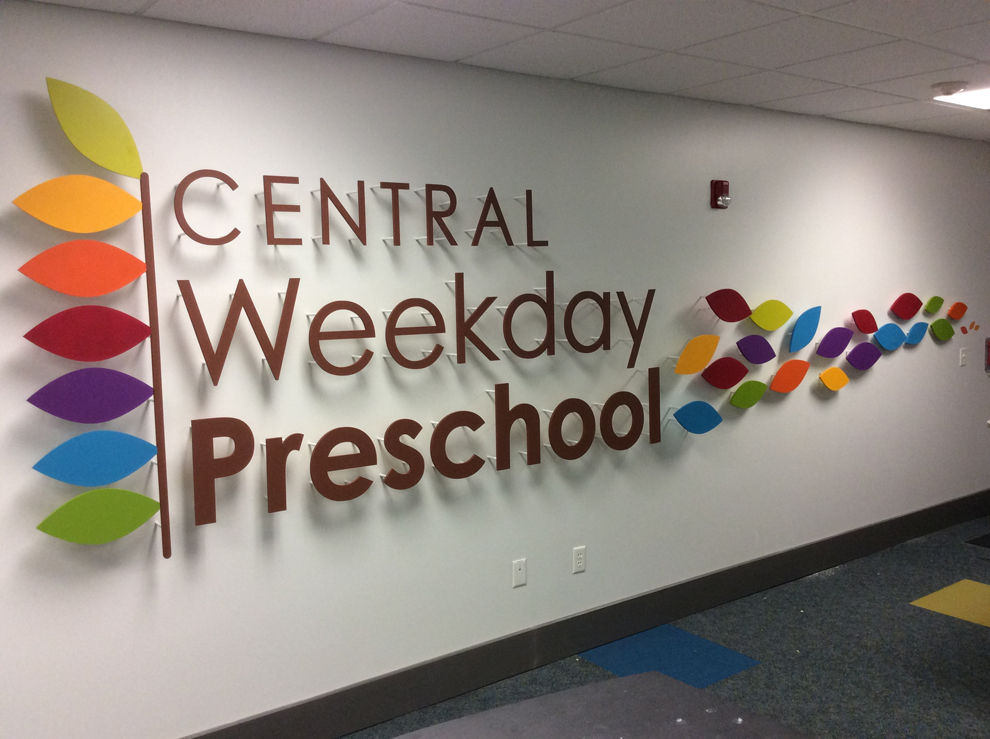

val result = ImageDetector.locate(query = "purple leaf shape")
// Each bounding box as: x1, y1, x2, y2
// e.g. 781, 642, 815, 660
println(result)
736, 334, 775, 364
847, 341, 882, 370
816, 327, 854, 359
28, 368, 153, 424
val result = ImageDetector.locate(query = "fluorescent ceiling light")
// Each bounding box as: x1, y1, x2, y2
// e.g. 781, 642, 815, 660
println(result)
932, 84, 990, 110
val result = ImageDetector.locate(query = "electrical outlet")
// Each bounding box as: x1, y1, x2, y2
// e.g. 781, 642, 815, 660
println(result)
512, 558, 527, 588
572, 546, 586, 574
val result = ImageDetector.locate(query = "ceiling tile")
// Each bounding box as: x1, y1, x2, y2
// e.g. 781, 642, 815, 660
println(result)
558, 0, 795, 51
816, 0, 990, 39
404, 0, 629, 29
761, 87, 909, 114
919, 22, 990, 63
145, 0, 391, 40
32, 0, 151, 10
864, 64, 990, 100
891, 112, 990, 141
831, 101, 967, 124
462, 31, 655, 79
578, 52, 758, 94
780, 41, 973, 86
682, 16, 893, 69
320, 2, 535, 61
679, 70, 841, 105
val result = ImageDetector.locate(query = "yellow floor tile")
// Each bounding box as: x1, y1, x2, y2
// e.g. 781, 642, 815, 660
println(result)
911, 579, 990, 627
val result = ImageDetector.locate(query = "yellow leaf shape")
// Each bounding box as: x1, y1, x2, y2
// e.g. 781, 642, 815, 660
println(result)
819, 366, 849, 392
675, 335, 719, 375
47, 78, 142, 178
14, 175, 141, 233
750, 300, 793, 331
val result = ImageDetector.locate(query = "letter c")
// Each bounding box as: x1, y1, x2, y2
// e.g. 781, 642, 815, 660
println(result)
174, 169, 240, 245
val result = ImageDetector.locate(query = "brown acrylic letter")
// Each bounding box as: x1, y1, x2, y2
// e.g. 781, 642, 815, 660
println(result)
430, 411, 485, 479
426, 184, 458, 246
503, 271, 555, 359
309, 301, 375, 376
548, 399, 595, 461
191, 417, 255, 525
379, 182, 409, 246
472, 188, 513, 245
320, 179, 366, 246
265, 433, 303, 513
564, 291, 611, 354
494, 383, 541, 470
599, 391, 644, 451
617, 289, 655, 369
526, 189, 548, 247
385, 298, 445, 370
174, 169, 240, 246
178, 278, 299, 385
649, 366, 661, 444
310, 427, 377, 502
263, 175, 302, 246
383, 418, 425, 490
455, 272, 498, 363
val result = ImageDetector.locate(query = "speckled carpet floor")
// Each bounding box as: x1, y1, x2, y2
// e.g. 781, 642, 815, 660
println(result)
344, 517, 990, 739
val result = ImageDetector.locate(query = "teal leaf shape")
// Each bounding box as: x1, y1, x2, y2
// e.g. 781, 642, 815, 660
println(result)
33, 430, 156, 486
38, 488, 159, 544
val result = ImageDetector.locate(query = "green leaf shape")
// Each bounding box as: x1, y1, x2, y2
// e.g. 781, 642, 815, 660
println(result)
47, 78, 142, 179
37, 488, 158, 545
929, 318, 954, 342
730, 380, 768, 409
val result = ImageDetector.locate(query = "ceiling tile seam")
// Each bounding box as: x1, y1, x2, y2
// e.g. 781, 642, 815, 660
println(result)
673, 27, 896, 61
763, 87, 918, 112
453, 31, 672, 67
389, 0, 559, 33
557, 52, 674, 82
314, 1, 546, 52
402, 0, 642, 32
772, 9, 990, 52
305, 2, 404, 43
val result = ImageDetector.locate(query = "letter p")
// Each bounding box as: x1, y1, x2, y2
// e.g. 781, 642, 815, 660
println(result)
191, 417, 255, 525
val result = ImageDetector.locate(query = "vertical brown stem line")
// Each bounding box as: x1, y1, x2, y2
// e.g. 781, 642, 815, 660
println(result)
141, 172, 171, 559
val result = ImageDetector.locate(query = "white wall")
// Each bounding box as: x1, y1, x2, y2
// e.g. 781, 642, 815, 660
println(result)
2, 3, 989, 738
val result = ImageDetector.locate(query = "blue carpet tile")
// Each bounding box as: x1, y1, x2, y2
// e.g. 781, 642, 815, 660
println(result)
579, 623, 759, 688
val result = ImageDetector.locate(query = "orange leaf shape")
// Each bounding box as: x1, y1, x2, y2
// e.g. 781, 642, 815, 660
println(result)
13, 175, 141, 233
20, 240, 145, 297
819, 367, 849, 392
770, 359, 810, 393
675, 335, 719, 375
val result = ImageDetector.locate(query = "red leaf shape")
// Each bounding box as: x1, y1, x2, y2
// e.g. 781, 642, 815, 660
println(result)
25, 306, 149, 361
701, 357, 749, 389
20, 240, 145, 297
851, 309, 877, 334
705, 289, 751, 322
890, 293, 922, 320
770, 359, 810, 393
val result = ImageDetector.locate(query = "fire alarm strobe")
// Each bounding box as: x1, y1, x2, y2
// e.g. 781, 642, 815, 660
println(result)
711, 180, 730, 209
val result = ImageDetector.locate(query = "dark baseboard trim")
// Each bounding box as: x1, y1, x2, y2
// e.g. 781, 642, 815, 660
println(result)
198, 489, 989, 739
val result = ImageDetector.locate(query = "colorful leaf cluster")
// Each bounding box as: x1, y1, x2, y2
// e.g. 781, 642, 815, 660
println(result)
673, 289, 971, 434
16, 79, 158, 545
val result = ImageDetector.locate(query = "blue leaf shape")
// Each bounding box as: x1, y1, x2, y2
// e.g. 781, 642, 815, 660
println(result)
874, 323, 906, 351
905, 322, 928, 346
673, 401, 722, 434
789, 306, 821, 353
33, 430, 156, 486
